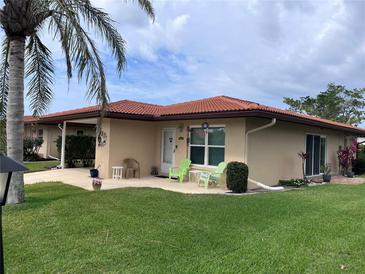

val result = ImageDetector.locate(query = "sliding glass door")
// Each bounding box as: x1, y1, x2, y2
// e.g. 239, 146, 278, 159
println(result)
305, 134, 326, 176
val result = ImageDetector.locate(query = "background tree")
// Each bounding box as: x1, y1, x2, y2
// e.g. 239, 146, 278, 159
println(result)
283, 83, 365, 125
0, 0, 154, 204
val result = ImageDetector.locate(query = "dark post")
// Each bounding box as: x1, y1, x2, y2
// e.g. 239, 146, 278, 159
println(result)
0, 206, 3, 274
0, 172, 11, 274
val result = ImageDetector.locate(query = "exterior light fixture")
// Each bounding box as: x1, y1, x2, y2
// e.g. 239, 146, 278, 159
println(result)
201, 122, 209, 129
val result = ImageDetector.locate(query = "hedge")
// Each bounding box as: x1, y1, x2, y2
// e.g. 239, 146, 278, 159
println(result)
56, 135, 96, 168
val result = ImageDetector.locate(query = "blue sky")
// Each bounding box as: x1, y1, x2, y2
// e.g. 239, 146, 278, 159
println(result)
24, 0, 365, 115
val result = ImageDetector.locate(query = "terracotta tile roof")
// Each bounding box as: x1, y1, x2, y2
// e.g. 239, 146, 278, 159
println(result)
159, 96, 363, 132
40, 105, 99, 119
23, 95, 365, 134
194, 96, 360, 131
159, 96, 259, 115
107, 100, 161, 116
33, 100, 161, 120
23, 115, 38, 123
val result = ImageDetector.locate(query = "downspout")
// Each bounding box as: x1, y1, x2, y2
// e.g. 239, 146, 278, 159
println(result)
48, 155, 60, 161
245, 118, 284, 191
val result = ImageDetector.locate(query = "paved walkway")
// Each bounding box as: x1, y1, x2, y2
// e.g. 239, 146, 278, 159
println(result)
24, 168, 228, 194
25, 169, 364, 195
331, 175, 365, 185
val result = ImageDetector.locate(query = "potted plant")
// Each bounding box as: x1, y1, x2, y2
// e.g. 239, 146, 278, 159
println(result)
321, 164, 332, 182
90, 168, 99, 178
90, 164, 100, 178
346, 170, 354, 178
150, 166, 158, 176
92, 178, 102, 191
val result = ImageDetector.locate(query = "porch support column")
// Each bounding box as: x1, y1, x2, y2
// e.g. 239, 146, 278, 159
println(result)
60, 121, 67, 169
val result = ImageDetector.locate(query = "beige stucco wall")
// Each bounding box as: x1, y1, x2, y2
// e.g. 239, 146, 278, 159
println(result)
24, 124, 95, 159
95, 119, 158, 178
153, 118, 246, 172
96, 117, 246, 179
95, 118, 111, 177
246, 118, 348, 188
95, 116, 352, 190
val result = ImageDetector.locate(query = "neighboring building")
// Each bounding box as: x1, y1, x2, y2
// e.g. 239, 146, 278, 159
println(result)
24, 96, 365, 188
24, 116, 95, 159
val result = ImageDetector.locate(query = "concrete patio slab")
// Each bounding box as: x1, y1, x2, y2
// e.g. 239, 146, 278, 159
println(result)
24, 168, 228, 194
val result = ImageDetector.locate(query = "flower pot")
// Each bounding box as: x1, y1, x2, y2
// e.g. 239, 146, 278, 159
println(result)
346, 171, 354, 178
90, 168, 99, 178
92, 178, 102, 191
323, 174, 331, 183
92, 184, 101, 191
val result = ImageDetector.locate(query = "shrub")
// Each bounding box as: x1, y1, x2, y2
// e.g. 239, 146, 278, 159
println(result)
352, 158, 365, 175
337, 139, 357, 175
24, 137, 44, 161
279, 178, 306, 188
56, 135, 96, 168
226, 161, 249, 193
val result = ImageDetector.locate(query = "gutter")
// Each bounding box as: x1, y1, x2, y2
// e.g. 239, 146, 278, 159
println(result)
29, 110, 365, 135
245, 118, 284, 191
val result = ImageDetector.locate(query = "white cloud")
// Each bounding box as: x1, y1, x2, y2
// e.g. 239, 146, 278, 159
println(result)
20, 0, 364, 116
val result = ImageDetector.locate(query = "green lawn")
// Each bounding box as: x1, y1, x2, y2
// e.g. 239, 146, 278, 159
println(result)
24, 160, 60, 173
4, 183, 365, 273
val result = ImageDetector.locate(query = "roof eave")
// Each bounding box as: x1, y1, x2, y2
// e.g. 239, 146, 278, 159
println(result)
157, 110, 365, 135
25, 109, 365, 135
30, 110, 156, 123
35, 111, 100, 123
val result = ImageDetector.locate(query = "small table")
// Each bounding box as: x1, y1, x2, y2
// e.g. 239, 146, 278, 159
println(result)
189, 170, 202, 182
112, 166, 123, 180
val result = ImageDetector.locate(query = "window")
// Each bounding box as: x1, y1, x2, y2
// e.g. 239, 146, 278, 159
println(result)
305, 134, 327, 176
77, 130, 84, 136
189, 127, 225, 166
37, 129, 43, 138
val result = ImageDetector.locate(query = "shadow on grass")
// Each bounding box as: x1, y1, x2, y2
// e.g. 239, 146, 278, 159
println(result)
5, 182, 88, 212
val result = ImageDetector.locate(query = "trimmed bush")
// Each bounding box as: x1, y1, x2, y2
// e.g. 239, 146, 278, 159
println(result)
24, 137, 44, 161
56, 135, 96, 168
226, 161, 249, 193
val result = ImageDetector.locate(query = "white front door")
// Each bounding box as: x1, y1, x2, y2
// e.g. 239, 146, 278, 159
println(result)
161, 128, 176, 174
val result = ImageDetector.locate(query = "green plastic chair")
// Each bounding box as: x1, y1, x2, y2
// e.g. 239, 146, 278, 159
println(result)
169, 159, 191, 183
198, 162, 227, 189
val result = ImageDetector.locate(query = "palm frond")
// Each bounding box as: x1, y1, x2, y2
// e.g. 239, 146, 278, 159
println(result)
49, 6, 109, 110
25, 34, 54, 116
71, 0, 126, 74
0, 37, 9, 118
48, 17, 73, 80
41, 0, 154, 112
0, 36, 9, 152
136, 0, 155, 21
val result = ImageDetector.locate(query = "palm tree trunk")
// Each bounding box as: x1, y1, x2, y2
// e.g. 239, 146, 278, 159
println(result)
6, 37, 25, 204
